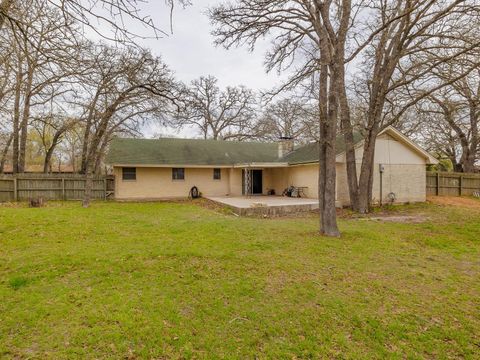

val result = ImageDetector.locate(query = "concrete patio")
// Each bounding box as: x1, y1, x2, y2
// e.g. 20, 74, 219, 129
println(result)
206, 196, 319, 216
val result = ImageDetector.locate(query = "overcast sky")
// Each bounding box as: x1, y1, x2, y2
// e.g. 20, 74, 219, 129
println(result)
103, 1, 283, 137
136, 1, 284, 90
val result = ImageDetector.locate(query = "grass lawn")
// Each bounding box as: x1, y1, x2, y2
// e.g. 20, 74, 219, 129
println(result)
0, 199, 479, 359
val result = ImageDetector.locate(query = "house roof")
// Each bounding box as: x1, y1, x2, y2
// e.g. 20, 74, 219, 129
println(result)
106, 137, 280, 166
106, 127, 437, 167
282, 132, 364, 164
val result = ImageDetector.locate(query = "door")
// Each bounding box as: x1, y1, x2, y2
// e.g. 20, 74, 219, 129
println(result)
242, 169, 263, 195
252, 170, 263, 194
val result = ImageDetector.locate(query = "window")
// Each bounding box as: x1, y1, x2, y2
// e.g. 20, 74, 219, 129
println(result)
213, 168, 221, 180
122, 167, 136, 181
172, 168, 185, 180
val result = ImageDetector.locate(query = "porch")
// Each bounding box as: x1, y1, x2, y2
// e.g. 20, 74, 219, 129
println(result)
206, 195, 319, 216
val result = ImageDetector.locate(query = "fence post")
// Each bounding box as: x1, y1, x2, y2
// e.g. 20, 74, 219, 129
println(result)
104, 178, 107, 200
436, 172, 440, 196
62, 178, 66, 200
13, 177, 17, 201
459, 175, 463, 196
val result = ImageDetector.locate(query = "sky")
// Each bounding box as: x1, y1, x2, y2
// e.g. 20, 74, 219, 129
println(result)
88, 0, 285, 138
137, 1, 284, 90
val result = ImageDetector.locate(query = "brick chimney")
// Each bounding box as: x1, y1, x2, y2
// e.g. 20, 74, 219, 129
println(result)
278, 137, 294, 158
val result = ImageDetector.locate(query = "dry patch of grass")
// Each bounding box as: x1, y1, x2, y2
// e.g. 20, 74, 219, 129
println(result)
428, 195, 480, 209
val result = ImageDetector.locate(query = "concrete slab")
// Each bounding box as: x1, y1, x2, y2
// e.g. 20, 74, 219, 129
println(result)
206, 196, 319, 216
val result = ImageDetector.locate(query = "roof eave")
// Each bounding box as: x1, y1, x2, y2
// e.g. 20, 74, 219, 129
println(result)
110, 163, 234, 168
233, 162, 289, 168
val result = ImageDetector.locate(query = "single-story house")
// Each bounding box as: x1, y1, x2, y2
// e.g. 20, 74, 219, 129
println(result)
106, 126, 438, 207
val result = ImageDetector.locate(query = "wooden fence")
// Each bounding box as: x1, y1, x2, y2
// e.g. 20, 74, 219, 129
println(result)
426, 171, 480, 196
0, 174, 114, 202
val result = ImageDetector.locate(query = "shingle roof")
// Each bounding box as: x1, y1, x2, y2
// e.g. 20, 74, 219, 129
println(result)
106, 133, 364, 166
281, 132, 364, 164
106, 137, 280, 166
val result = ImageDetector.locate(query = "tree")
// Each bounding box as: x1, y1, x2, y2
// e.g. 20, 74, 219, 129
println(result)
210, 1, 357, 236
0, 0, 189, 41
1, 0, 80, 173
172, 75, 258, 140
31, 114, 78, 173
258, 98, 318, 144
0, 132, 12, 173
415, 67, 480, 173
76, 44, 177, 207
58, 125, 83, 172
341, 0, 480, 212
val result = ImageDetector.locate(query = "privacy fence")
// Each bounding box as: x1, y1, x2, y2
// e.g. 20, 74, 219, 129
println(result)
0, 174, 114, 202
426, 171, 480, 196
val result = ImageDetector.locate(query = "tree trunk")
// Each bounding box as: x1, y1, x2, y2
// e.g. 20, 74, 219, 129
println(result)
453, 162, 463, 172
80, 90, 102, 174
462, 103, 478, 173
93, 137, 109, 174
18, 71, 34, 173
12, 69, 22, 174
43, 146, 55, 174
318, 66, 328, 232
337, 69, 359, 211
318, 64, 340, 237
43, 130, 64, 173
357, 129, 378, 213
0, 133, 13, 174
71, 145, 76, 173
462, 151, 476, 173
82, 164, 93, 208
323, 69, 340, 237
80, 121, 91, 174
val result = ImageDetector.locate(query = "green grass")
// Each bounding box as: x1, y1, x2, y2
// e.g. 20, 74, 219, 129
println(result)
0, 200, 479, 359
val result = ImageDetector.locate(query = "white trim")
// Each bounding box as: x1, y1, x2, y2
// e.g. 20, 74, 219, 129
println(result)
113, 163, 290, 169
233, 162, 289, 168
288, 162, 319, 167
112, 164, 233, 169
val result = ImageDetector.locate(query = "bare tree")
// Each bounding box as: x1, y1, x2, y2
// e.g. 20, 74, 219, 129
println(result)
1, 0, 80, 173
31, 114, 78, 173
56, 124, 83, 172
0, 132, 12, 173
341, 0, 480, 212
0, 0, 190, 41
172, 75, 258, 140
415, 65, 480, 172
258, 98, 318, 144
76, 44, 177, 207
210, 1, 358, 236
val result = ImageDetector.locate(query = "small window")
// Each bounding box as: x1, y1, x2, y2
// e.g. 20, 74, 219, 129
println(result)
213, 168, 221, 180
122, 167, 136, 180
172, 168, 185, 180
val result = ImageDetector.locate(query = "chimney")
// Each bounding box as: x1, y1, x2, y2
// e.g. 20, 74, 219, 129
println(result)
278, 137, 294, 158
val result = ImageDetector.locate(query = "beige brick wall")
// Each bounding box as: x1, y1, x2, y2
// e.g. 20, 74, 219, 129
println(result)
372, 164, 426, 204
114, 167, 231, 199
287, 164, 319, 198
335, 135, 428, 206
269, 167, 289, 195
228, 168, 243, 196
268, 165, 319, 198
